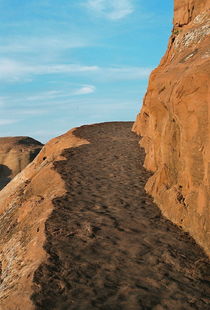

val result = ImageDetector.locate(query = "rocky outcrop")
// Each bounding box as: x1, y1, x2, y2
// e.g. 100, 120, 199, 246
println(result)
133, 1, 210, 255
0, 129, 88, 310
0, 137, 43, 190
1, 123, 210, 310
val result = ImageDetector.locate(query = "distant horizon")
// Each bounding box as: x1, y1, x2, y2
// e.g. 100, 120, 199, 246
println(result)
0, 0, 173, 143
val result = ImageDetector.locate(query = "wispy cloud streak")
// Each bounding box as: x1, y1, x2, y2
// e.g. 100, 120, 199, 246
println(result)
85, 0, 134, 20
0, 36, 89, 54
73, 85, 96, 95
0, 119, 19, 125
0, 59, 98, 81
0, 58, 151, 82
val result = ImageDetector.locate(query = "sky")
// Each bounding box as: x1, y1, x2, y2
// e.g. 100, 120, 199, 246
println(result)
0, 0, 173, 143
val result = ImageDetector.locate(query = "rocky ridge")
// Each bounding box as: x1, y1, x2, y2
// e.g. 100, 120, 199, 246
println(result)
0, 130, 88, 310
133, 0, 210, 255
0, 123, 210, 310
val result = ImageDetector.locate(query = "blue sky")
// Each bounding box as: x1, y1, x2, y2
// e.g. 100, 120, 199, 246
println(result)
0, 0, 173, 142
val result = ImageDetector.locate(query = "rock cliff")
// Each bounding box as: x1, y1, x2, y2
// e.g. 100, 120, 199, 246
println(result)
133, 0, 210, 255
0, 137, 43, 190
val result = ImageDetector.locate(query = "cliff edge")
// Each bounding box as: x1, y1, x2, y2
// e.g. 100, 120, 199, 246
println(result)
133, 0, 210, 255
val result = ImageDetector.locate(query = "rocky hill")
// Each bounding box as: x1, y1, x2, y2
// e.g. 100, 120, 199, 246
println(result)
0, 137, 43, 190
133, 0, 210, 256
0, 123, 210, 310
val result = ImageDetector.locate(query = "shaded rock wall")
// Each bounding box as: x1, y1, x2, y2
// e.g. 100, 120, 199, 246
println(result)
133, 1, 210, 255
0, 137, 43, 189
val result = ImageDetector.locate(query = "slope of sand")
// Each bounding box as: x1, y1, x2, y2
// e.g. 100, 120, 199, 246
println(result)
31, 122, 210, 310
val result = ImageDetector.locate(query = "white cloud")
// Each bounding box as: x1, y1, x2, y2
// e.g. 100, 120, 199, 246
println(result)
99, 66, 151, 80
0, 119, 19, 125
36, 64, 98, 74
0, 59, 22, 81
0, 36, 89, 54
0, 96, 6, 106
13, 108, 47, 116
25, 86, 95, 102
26, 90, 63, 102
0, 59, 98, 81
0, 58, 151, 82
0, 87, 96, 115
86, 0, 134, 20
73, 85, 96, 95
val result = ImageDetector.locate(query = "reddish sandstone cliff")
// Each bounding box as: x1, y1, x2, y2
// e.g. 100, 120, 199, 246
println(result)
133, 0, 210, 255
0, 137, 43, 190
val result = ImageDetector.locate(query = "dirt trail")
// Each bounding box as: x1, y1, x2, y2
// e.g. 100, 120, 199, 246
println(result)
32, 122, 210, 310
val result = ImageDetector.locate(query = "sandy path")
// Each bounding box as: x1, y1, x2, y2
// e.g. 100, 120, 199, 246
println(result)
32, 122, 210, 310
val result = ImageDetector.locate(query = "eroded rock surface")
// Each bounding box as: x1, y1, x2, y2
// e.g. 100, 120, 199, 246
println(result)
133, 1, 210, 255
0, 137, 43, 190
0, 123, 210, 309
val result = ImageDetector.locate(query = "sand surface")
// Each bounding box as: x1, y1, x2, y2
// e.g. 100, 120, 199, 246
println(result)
32, 122, 210, 310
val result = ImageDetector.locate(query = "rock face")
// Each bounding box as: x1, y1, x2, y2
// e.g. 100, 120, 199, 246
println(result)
0, 137, 43, 190
133, 0, 210, 255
